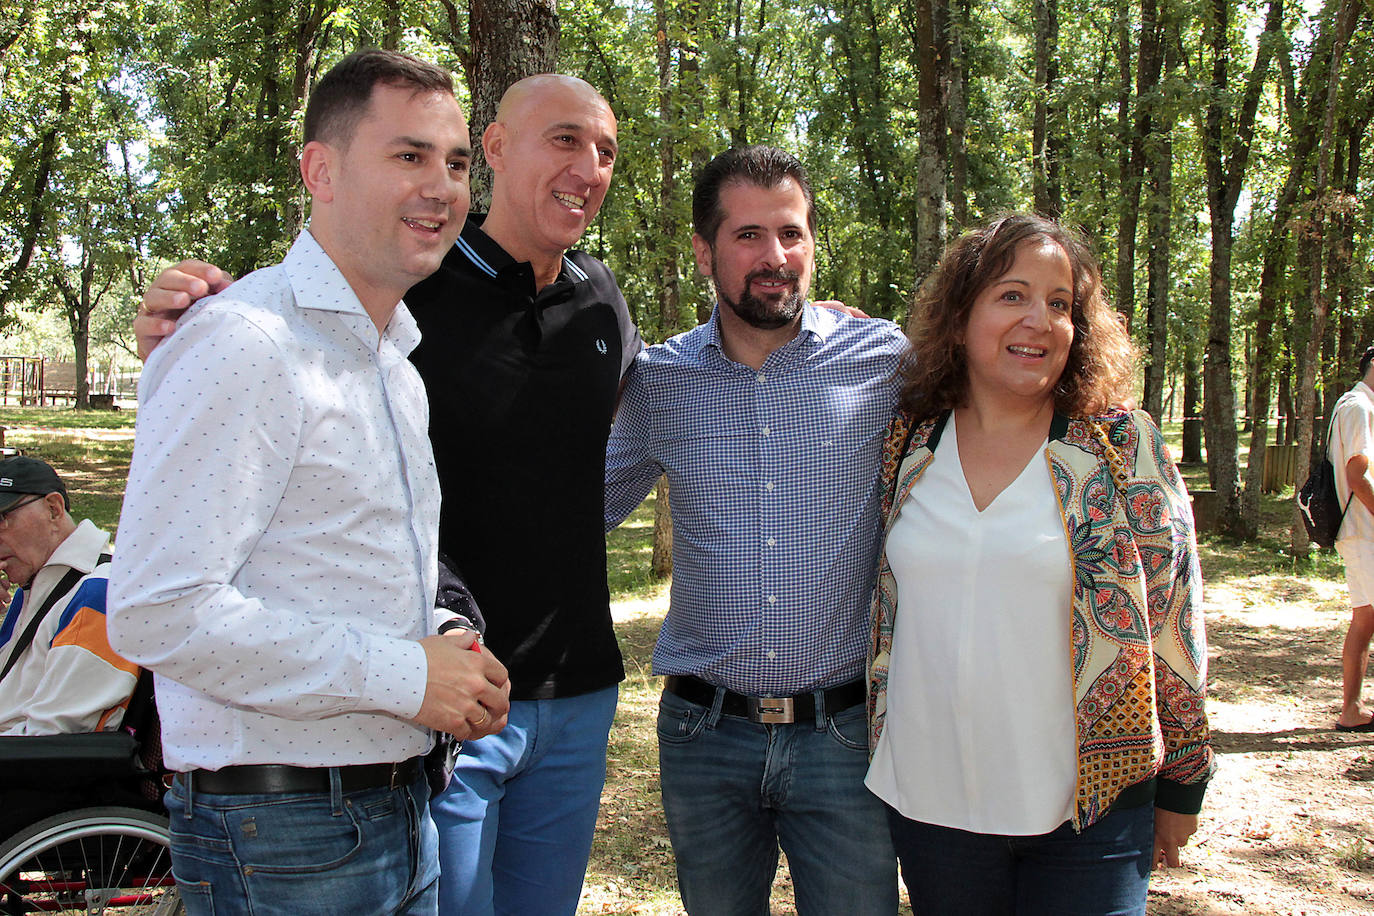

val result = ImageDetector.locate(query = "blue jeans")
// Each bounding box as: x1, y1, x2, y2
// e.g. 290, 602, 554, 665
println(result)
430, 686, 618, 916
886, 802, 1154, 915
657, 688, 898, 916
165, 768, 439, 916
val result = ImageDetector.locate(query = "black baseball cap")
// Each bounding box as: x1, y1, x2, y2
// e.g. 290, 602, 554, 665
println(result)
0, 456, 69, 512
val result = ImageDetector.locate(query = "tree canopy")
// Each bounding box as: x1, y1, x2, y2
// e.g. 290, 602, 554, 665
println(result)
1, 0, 1371, 542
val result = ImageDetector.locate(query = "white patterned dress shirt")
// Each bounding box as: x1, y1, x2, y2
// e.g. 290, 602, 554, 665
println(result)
109, 230, 443, 772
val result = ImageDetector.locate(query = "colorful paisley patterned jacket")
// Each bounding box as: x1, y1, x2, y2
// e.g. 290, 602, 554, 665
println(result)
866, 407, 1214, 830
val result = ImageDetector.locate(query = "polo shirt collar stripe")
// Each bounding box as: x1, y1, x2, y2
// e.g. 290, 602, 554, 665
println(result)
456, 235, 498, 279
454, 232, 588, 287
563, 256, 589, 282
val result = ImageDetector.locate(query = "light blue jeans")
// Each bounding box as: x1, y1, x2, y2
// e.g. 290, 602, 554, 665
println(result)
656, 687, 898, 916
430, 686, 619, 916
166, 768, 438, 915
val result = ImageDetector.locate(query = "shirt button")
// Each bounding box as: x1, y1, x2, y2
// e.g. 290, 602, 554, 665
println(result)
766, 537, 776, 547
762, 426, 771, 437
767, 595, 777, 605
765, 481, 775, 491
766, 649, 777, 660
756, 373, 766, 383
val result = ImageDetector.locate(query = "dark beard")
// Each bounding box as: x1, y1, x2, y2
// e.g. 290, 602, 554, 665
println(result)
720, 268, 804, 330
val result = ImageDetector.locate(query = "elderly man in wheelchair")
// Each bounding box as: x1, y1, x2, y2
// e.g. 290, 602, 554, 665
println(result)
0, 457, 178, 914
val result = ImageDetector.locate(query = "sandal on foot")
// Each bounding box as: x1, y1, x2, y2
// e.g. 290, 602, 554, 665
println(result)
1336, 716, 1374, 732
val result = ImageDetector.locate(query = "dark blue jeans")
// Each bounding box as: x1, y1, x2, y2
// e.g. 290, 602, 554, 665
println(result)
886, 802, 1154, 916
657, 688, 898, 916
166, 768, 438, 915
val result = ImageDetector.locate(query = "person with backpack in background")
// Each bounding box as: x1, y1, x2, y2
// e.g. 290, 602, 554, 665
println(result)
1330, 344, 1374, 732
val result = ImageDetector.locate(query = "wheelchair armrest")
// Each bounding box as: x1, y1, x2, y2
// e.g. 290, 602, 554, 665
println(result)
0, 731, 143, 788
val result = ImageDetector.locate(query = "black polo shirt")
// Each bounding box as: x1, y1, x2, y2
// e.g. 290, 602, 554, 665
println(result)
407, 217, 641, 700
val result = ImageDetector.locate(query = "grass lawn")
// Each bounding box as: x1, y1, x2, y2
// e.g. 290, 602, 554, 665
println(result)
0, 407, 137, 532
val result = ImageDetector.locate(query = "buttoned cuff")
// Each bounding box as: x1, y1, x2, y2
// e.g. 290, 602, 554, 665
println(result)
359, 636, 428, 721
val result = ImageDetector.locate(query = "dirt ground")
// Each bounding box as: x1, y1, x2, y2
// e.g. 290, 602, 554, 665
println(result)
586, 544, 1374, 915
1147, 560, 1374, 915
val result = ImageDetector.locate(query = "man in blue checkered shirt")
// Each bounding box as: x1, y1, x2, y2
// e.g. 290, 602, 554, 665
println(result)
605, 146, 908, 915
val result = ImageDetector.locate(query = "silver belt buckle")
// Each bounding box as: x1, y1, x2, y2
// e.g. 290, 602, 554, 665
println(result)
748, 696, 795, 724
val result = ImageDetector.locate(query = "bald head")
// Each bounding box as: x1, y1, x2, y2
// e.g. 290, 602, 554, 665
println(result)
479, 74, 618, 286
495, 74, 610, 125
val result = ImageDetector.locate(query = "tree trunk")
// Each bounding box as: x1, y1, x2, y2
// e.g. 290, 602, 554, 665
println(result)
467, 0, 560, 208
1139, 0, 1172, 422
1113, 0, 1140, 332
651, 0, 681, 576
915, 0, 950, 280
1031, 0, 1062, 216
1291, 0, 1359, 553
948, 0, 969, 228
1239, 22, 1334, 524
1142, 124, 1171, 423
1199, 0, 1282, 538
651, 477, 673, 579
1183, 345, 1203, 464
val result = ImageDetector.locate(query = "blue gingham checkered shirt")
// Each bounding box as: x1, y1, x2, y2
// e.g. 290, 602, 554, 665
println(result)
605, 304, 908, 695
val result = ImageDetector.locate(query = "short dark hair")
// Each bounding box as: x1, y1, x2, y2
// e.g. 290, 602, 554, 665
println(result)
1360, 344, 1374, 378
899, 213, 1138, 420
692, 146, 816, 246
303, 49, 454, 149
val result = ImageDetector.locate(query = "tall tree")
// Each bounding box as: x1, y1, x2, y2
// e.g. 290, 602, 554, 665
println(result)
1031, 0, 1064, 216
914, 0, 952, 279
465, 0, 559, 204
1197, 0, 1283, 537
1239, 4, 1351, 527
1290, 0, 1362, 552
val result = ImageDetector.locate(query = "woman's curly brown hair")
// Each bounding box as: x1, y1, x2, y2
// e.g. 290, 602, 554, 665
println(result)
898, 213, 1137, 421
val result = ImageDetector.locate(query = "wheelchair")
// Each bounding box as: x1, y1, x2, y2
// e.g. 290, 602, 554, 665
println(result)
0, 672, 183, 914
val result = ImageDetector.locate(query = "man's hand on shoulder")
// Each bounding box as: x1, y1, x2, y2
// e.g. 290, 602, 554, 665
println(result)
813, 299, 871, 319
136, 260, 234, 361
414, 633, 511, 740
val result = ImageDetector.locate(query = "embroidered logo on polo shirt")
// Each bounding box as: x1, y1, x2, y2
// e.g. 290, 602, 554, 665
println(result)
596, 339, 608, 355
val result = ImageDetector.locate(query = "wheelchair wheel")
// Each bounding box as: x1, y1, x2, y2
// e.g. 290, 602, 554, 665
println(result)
0, 806, 182, 915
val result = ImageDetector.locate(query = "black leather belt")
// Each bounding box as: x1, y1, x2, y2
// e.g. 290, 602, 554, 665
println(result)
664, 674, 865, 724
184, 757, 424, 795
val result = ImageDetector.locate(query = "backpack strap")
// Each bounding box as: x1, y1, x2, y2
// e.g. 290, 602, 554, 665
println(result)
0, 553, 112, 686
1326, 402, 1358, 536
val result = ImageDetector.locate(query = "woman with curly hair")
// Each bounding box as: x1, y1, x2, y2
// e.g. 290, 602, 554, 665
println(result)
864, 214, 1213, 914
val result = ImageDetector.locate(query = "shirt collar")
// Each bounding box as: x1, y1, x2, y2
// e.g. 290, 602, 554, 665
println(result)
451, 215, 588, 285
43, 519, 110, 576
1356, 381, 1374, 401
282, 230, 368, 317
702, 300, 827, 357
283, 229, 421, 356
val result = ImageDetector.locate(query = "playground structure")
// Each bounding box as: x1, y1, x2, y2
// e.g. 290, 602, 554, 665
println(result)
0, 356, 136, 408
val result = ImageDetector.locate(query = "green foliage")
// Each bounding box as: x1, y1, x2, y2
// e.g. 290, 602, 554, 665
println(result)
1, 0, 1371, 461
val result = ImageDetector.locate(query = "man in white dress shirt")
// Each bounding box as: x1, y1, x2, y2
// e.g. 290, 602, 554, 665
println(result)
108, 49, 511, 915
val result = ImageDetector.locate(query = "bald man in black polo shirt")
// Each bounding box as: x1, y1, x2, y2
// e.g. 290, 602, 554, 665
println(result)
136, 74, 640, 916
